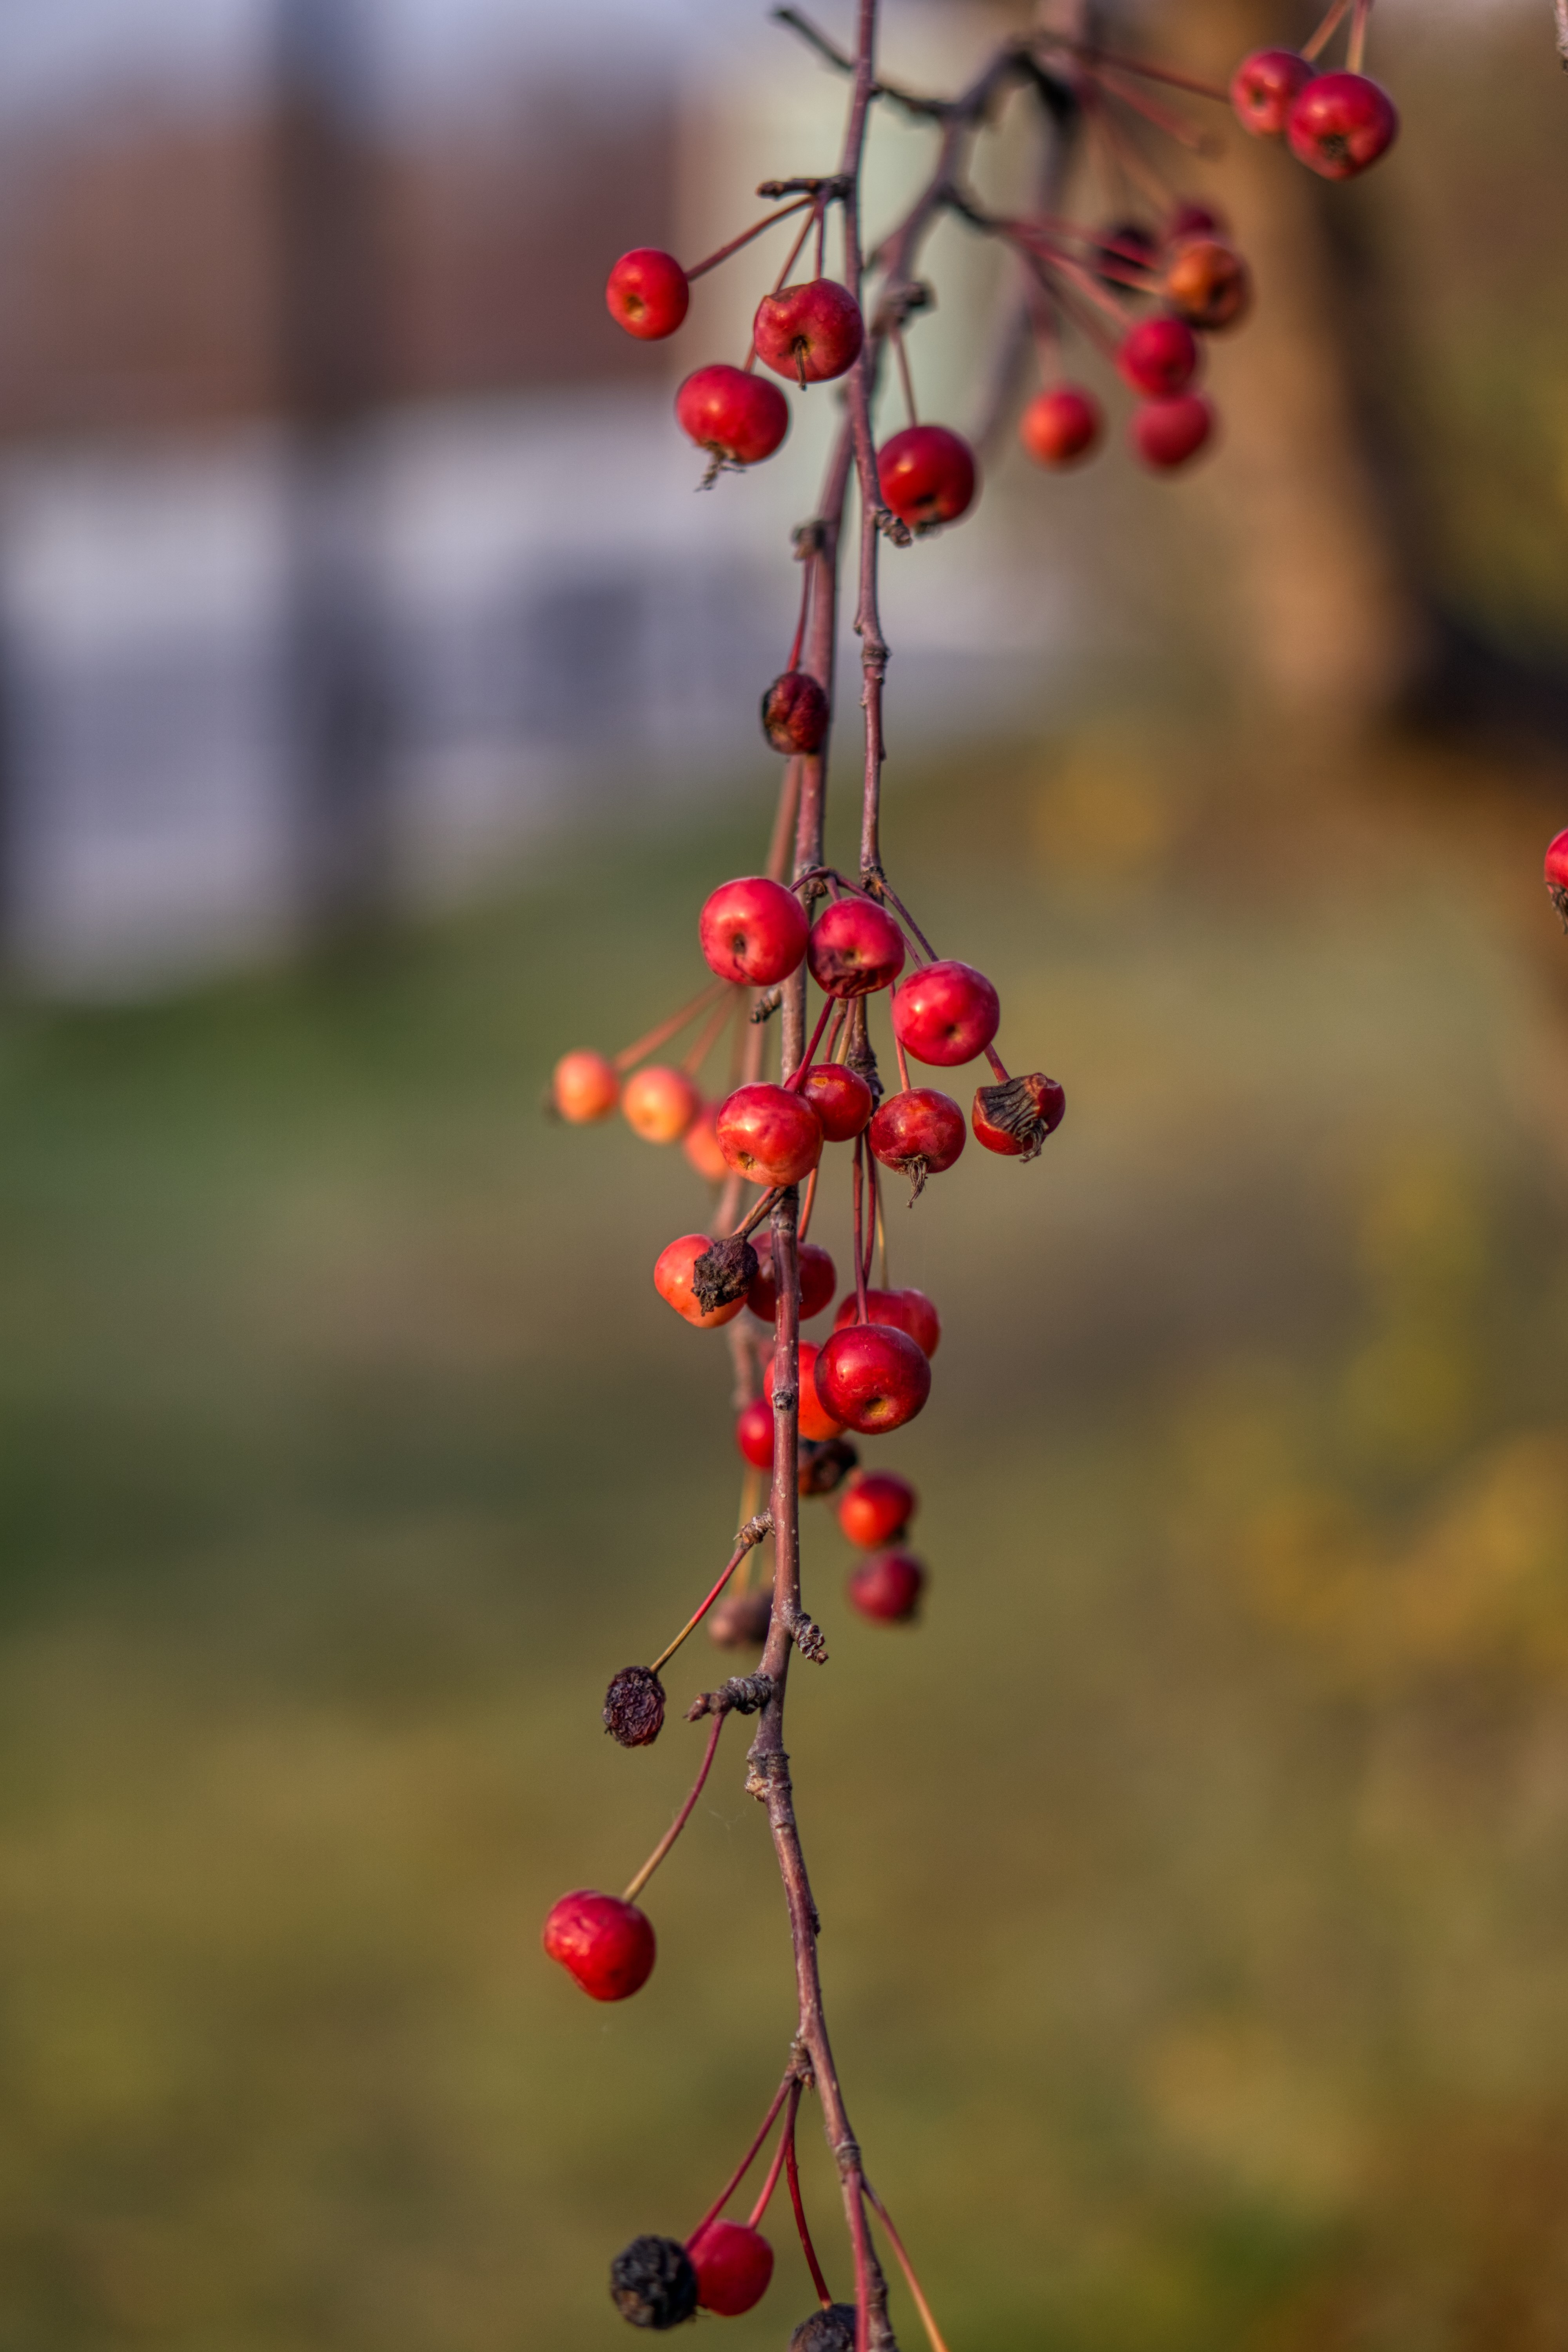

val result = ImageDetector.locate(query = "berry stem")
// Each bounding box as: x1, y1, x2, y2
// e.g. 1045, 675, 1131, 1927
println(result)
984, 1043, 1009, 1082
785, 993, 838, 1090
785, 2102, 836, 2306
1346, 0, 1372, 75
686, 197, 815, 283
647, 1516, 774, 1678
747, 2079, 802, 2226
799, 1161, 820, 1243
1091, 62, 1218, 151
686, 2070, 799, 2243
894, 1035, 911, 1095
682, 989, 742, 1076
620, 1710, 727, 1903
852, 1136, 870, 1323
1033, 31, 1230, 103
613, 976, 729, 1072
731, 1186, 784, 1243
890, 323, 919, 427
1303, 0, 1352, 63
769, 201, 826, 300
862, 2181, 954, 2352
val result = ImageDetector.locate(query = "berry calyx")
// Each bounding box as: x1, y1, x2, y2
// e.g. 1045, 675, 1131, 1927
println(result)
816, 1323, 931, 1434
605, 248, 690, 341
1131, 395, 1215, 472
765, 1341, 843, 1442
877, 424, 977, 530
552, 1049, 620, 1123
604, 1664, 666, 1748
543, 1890, 656, 2001
1545, 828, 1568, 927
655, 1233, 754, 1328
687, 2219, 775, 2316
735, 1395, 776, 1470
684, 1104, 730, 1181
806, 898, 906, 998
973, 1071, 1065, 1158
762, 670, 829, 755
1230, 47, 1312, 137
749, 1234, 837, 1322
611, 2234, 700, 2330
1286, 72, 1399, 180
676, 365, 790, 466
1019, 386, 1102, 468
832, 1286, 940, 1358
623, 1065, 702, 1143
715, 1083, 824, 1187
708, 1588, 773, 1648
753, 279, 864, 384
1117, 314, 1200, 398
867, 1087, 967, 1196
838, 1467, 917, 1548
891, 958, 1001, 1067
700, 875, 809, 987
847, 1548, 926, 1624
1163, 237, 1251, 333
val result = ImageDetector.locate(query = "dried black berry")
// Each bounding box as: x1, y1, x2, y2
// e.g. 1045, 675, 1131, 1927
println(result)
973, 1071, 1065, 1162
690, 1234, 759, 1316
610, 2234, 699, 2330
789, 2307, 859, 2352
798, 1435, 859, 1497
604, 1666, 666, 1749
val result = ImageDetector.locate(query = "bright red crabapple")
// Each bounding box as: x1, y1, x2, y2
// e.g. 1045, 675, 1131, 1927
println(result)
838, 1468, 917, 1548
868, 1087, 967, 1190
735, 1396, 775, 1471
1132, 395, 1215, 472
675, 365, 790, 466
552, 1049, 619, 1123
765, 1342, 843, 1442
799, 1061, 873, 1142
1163, 238, 1251, 333
654, 1234, 750, 1330
762, 670, 829, 755
1117, 314, 1200, 398
877, 425, 977, 530
684, 1104, 730, 1182
1287, 73, 1399, 180
605, 247, 690, 340
622, 1064, 701, 1143
699, 875, 809, 987
1230, 47, 1313, 137
1019, 386, 1102, 469
973, 1071, 1065, 1159
847, 1549, 926, 1624
816, 1323, 931, 1434
833, 1286, 940, 1359
806, 898, 905, 997
749, 1234, 837, 1321
1545, 828, 1568, 926
715, 1083, 823, 1187
753, 279, 864, 384
543, 1890, 655, 2001
687, 2220, 775, 2316
891, 958, 1000, 1067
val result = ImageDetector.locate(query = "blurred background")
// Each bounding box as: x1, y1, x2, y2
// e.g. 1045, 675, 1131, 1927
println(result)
5, 1, 1568, 2347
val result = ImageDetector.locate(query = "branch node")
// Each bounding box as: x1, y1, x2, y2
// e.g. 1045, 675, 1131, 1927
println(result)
751, 985, 784, 1024
876, 507, 913, 548
790, 1609, 829, 1664
688, 1670, 775, 1723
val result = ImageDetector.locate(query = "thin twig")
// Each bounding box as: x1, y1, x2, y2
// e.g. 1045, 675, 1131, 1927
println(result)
621, 1712, 726, 1904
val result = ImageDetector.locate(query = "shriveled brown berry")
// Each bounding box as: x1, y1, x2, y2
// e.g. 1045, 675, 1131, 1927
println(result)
790, 2308, 858, 2352
691, 1234, 759, 1316
708, 1588, 774, 1649
610, 2234, 699, 2330
763, 670, 829, 754
603, 1665, 666, 1748
799, 1435, 860, 1496
971, 1071, 1065, 1161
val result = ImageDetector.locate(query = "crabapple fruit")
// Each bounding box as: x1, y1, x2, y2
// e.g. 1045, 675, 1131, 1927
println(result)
973, 1071, 1065, 1158
699, 875, 809, 987
765, 1341, 842, 1442
1546, 828, 1568, 926
735, 1395, 775, 1470
806, 899, 906, 998
1132, 394, 1215, 471
552, 1049, 619, 1123
1117, 313, 1200, 398
816, 1323, 931, 1434
655, 1234, 750, 1329
799, 1061, 874, 1141
833, 1286, 940, 1359
748, 1234, 837, 1322
1163, 237, 1251, 333
837, 1468, 917, 1548
1230, 47, 1312, 136
543, 1890, 655, 2000
867, 1087, 966, 1188
715, 1083, 823, 1187
622, 1065, 701, 1143
683, 1103, 730, 1181
676, 365, 789, 465
847, 1549, 926, 1624
878, 424, 977, 529
611, 2236, 700, 2330
605, 248, 690, 340
1020, 386, 1102, 468
708, 1588, 773, 1648
688, 2220, 775, 2316
891, 958, 1000, 1066
1287, 72, 1399, 179
753, 279, 864, 383
762, 670, 829, 755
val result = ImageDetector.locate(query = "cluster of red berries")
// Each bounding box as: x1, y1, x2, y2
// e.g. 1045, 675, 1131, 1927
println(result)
1230, 49, 1399, 177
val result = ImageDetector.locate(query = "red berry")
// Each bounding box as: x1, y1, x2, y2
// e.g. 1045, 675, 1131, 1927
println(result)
552, 1049, 619, 1123
1132, 395, 1215, 472
815, 1322, 931, 1434
867, 1087, 966, 1191
806, 899, 906, 998
847, 1549, 926, 1623
684, 1103, 730, 1181
699, 875, 809, 987
1287, 72, 1398, 179
542, 1889, 655, 2001
878, 425, 977, 529
1020, 386, 1102, 468
1230, 47, 1312, 137
623, 1064, 702, 1143
605, 247, 690, 340
688, 2220, 775, 2316
676, 365, 790, 466
833, 1286, 940, 1359
891, 958, 1000, 1067
799, 1061, 874, 1142
753, 279, 864, 384
654, 1234, 750, 1329
1163, 237, 1251, 333
736, 1395, 775, 1470
715, 1083, 823, 1187
972, 1071, 1065, 1158
1097, 219, 1159, 284
1164, 201, 1226, 245
765, 1341, 843, 1442
762, 670, 829, 755
1545, 829, 1568, 927
748, 1234, 837, 1322
838, 1468, 918, 1548
1117, 314, 1200, 398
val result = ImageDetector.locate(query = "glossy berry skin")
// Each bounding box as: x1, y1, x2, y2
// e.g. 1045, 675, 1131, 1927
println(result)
762, 670, 829, 755
749, 1235, 837, 1322
868, 1087, 966, 1181
878, 425, 977, 529
1117, 314, 1200, 398
838, 1468, 917, 1548
543, 1890, 655, 2001
1132, 395, 1215, 472
800, 1062, 874, 1142
688, 2220, 775, 2316
1287, 72, 1399, 180
715, 1083, 823, 1187
605, 247, 690, 340
1545, 829, 1568, 926
1020, 386, 1102, 468
735, 1396, 776, 1470
806, 899, 906, 998
891, 958, 1000, 1067
684, 1103, 730, 1181
623, 1064, 701, 1143
700, 875, 809, 987
754, 279, 864, 384
765, 1342, 842, 1442
816, 1323, 931, 1435
1163, 238, 1251, 333
833, 1286, 940, 1359
676, 365, 789, 465
848, 1549, 926, 1624
552, 1049, 619, 1123
1230, 47, 1312, 137
655, 1234, 748, 1330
